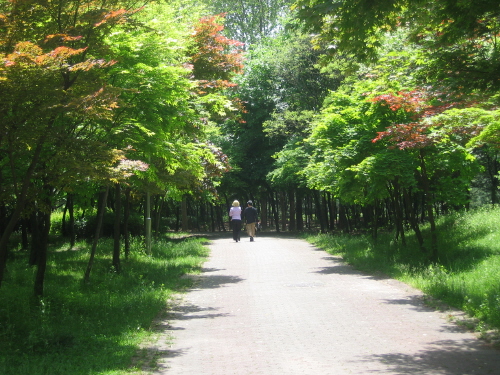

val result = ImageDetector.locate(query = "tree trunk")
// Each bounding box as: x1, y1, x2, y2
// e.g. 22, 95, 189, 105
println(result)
29, 210, 40, 267
338, 203, 349, 233
194, 201, 200, 232
21, 218, 29, 250
112, 183, 121, 273
372, 202, 379, 241
154, 195, 163, 237
391, 180, 406, 246
67, 193, 75, 248
307, 193, 314, 230
261, 193, 268, 230
61, 200, 68, 237
484, 149, 500, 204
280, 191, 287, 231
199, 202, 206, 232
403, 188, 425, 251
313, 190, 327, 233
221, 205, 227, 231
124, 188, 131, 259
181, 196, 188, 231
145, 191, 151, 255
327, 193, 336, 231
270, 191, 280, 232
34, 210, 51, 297
322, 192, 329, 230
296, 189, 304, 231
0, 205, 6, 241
84, 186, 109, 283
175, 205, 180, 231
210, 204, 216, 232
419, 150, 438, 260
289, 189, 296, 231
0, 136, 46, 288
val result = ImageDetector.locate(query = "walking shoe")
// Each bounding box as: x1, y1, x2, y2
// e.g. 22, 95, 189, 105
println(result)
250, 237, 254, 242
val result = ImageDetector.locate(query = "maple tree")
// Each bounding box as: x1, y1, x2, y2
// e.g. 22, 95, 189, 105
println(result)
452, 107, 500, 204
0, 0, 145, 292
371, 90, 481, 259
189, 13, 244, 93
0, 1, 243, 294
83, 3, 237, 276
299, 53, 486, 252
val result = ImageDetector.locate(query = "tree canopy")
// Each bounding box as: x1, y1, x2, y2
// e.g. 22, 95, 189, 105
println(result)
293, 0, 500, 91
1, 0, 500, 289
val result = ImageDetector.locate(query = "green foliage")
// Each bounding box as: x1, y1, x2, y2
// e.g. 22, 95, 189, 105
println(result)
462, 107, 500, 150
349, 149, 418, 203
0, 7, 127, 193
267, 143, 309, 189
217, 27, 340, 197
303, 81, 393, 200
105, 2, 224, 197
303, 72, 484, 209
293, 0, 500, 92
0, 0, 233, 213
204, 0, 294, 46
292, 0, 409, 62
304, 206, 500, 331
0, 236, 209, 375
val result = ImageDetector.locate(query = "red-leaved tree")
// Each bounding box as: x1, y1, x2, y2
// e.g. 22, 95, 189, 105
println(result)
371, 90, 477, 260
189, 14, 244, 94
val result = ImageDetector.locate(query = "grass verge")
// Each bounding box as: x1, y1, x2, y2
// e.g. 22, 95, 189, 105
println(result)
0, 235, 209, 375
303, 206, 500, 344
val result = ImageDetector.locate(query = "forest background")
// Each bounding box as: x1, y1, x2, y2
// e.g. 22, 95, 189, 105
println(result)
1, 0, 500, 374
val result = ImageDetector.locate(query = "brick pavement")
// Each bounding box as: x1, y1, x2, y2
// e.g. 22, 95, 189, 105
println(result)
154, 235, 500, 374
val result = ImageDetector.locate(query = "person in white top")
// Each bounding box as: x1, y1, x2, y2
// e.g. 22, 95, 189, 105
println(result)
229, 200, 242, 242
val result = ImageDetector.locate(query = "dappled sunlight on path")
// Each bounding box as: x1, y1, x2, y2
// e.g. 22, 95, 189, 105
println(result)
153, 235, 500, 375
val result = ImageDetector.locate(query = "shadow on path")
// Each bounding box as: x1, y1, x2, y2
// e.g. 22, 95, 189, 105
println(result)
165, 272, 244, 323
150, 273, 246, 365
150, 234, 500, 375
352, 339, 499, 375
311, 253, 391, 283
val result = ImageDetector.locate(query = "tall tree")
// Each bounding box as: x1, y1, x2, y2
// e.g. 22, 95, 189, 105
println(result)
0, 0, 149, 290
204, 0, 294, 46
219, 30, 338, 199
293, 0, 500, 92
0, 22, 128, 289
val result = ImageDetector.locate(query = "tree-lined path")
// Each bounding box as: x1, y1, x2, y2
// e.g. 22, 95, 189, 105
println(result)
155, 236, 500, 374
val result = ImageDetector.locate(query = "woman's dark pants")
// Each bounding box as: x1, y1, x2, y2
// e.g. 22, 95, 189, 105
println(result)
232, 219, 241, 242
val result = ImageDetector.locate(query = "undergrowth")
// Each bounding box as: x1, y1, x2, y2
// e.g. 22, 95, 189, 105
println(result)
0, 235, 209, 375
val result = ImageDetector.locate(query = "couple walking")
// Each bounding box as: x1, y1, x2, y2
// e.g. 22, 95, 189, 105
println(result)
229, 200, 259, 242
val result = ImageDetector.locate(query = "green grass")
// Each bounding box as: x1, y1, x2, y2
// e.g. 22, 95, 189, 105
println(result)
0, 235, 209, 375
4, 207, 499, 373
304, 206, 500, 334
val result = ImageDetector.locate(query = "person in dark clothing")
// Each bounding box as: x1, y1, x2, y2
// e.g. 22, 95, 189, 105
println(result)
242, 200, 259, 241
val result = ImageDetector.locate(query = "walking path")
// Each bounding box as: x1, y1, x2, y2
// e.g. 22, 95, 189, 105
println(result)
153, 235, 500, 374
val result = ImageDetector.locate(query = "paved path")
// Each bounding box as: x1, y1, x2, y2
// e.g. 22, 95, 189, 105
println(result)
154, 235, 500, 374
